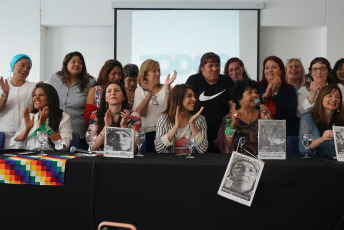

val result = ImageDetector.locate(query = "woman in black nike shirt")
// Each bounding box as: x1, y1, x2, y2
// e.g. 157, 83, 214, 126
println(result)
186, 52, 234, 153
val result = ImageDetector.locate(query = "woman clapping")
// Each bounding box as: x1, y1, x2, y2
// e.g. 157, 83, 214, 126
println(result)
155, 84, 208, 154
11, 83, 72, 150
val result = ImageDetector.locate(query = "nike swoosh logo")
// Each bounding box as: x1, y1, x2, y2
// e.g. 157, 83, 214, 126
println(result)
199, 90, 226, 101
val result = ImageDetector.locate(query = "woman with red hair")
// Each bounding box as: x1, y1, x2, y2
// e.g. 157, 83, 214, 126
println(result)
259, 56, 298, 136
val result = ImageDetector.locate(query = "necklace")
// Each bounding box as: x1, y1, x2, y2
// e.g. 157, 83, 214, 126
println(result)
111, 111, 121, 115
245, 110, 255, 124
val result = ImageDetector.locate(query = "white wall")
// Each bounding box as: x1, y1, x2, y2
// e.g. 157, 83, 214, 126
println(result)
44, 27, 114, 80
1, 0, 344, 81
0, 0, 41, 82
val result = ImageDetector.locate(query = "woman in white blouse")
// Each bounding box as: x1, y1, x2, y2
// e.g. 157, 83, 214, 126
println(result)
11, 83, 72, 150
133, 59, 176, 152
297, 57, 344, 117
0, 54, 36, 149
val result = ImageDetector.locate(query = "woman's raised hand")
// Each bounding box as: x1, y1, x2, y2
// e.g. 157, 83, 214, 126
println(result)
120, 109, 131, 127
272, 77, 282, 94
23, 107, 34, 131
165, 70, 177, 87
141, 79, 156, 92
189, 106, 204, 124
0, 76, 9, 97
174, 106, 183, 128
259, 104, 271, 120
309, 80, 324, 95
230, 103, 242, 127
38, 106, 49, 127
104, 108, 113, 127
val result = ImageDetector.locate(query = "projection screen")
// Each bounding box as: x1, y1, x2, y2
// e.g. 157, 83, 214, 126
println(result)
113, 2, 264, 83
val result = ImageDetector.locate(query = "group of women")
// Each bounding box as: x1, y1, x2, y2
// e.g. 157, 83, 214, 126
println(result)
0, 51, 344, 157
221, 55, 344, 157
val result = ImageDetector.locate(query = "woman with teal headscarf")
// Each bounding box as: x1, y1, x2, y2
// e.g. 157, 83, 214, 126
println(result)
0, 54, 36, 149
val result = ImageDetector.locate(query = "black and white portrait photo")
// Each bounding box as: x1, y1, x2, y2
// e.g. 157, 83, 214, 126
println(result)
333, 126, 344, 162
218, 151, 264, 206
104, 127, 134, 158
258, 120, 286, 159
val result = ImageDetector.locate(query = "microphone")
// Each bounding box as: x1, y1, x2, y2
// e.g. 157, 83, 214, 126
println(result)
254, 99, 269, 118
70, 146, 96, 155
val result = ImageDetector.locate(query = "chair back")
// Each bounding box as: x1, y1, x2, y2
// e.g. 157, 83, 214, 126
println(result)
286, 135, 299, 154
0, 132, 5, 150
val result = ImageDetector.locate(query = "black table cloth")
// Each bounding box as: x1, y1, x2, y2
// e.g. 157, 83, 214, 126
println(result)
0, 151, 344, 230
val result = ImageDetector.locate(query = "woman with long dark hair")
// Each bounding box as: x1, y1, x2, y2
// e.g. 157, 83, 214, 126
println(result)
155, 84, 208, 154
259, 55, 298, 136
11, 83, 72, 150
91, 82, 141, 151
85, 59, 123, 130
299, 85, 344, 156
46, 51, 95, 149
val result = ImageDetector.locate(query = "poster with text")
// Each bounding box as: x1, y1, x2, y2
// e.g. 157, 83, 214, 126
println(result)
258, 120, 286, 159
104, 127, 134, 158
218, 151, 264, 207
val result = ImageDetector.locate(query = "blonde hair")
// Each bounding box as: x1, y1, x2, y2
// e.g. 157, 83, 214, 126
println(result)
137, 59, 160, 87
285, 58, 306, 86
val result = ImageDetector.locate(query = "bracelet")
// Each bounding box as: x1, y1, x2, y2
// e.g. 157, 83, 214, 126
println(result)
165, 90, 170, 94
261, 95, 266, 103
99, 133, 104, 138
1, 93, 7, 98
225, 119, 237, 137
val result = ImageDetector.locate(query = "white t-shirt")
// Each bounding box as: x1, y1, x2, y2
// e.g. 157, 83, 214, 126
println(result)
174, 124, 191, 154
133, 85, 168, 133
0, 80, 36, 148
11, 112, 73, 150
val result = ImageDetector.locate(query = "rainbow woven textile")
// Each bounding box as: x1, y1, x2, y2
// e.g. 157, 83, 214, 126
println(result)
0, 155, 75, 186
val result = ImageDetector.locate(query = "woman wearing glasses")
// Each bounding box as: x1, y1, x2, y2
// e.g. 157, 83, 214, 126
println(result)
258, 56, 298, 136
297, 57, 344, 117
133, 59, 177, 152
285, 58, 306, 91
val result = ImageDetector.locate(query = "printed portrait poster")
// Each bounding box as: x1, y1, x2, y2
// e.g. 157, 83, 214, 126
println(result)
258, 120, 286, 159
333, 126, 344, 162
218, 151, 264, 207
104, 127, 134, 158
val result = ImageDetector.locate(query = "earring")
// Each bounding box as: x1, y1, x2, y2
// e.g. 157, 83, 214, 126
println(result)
106, 102, 108, 108
337, 108, 340, 112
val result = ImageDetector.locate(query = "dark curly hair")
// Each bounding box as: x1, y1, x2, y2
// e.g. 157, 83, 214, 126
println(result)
232, 79, 259, 110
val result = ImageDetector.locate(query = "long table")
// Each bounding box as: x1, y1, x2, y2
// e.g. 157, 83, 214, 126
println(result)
0, 151, 344, 230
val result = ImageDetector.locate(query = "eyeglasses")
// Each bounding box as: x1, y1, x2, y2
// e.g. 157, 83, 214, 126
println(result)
151, 94, 158, 105
286, 58, 301, 64
311, 67, 327, 73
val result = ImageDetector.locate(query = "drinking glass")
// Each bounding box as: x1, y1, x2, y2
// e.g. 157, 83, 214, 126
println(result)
86, 130, 97, 153
135, 132, 145, 157
302, 134, 313, 158
185, 135, 195, 159
37, 131, 48, 156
